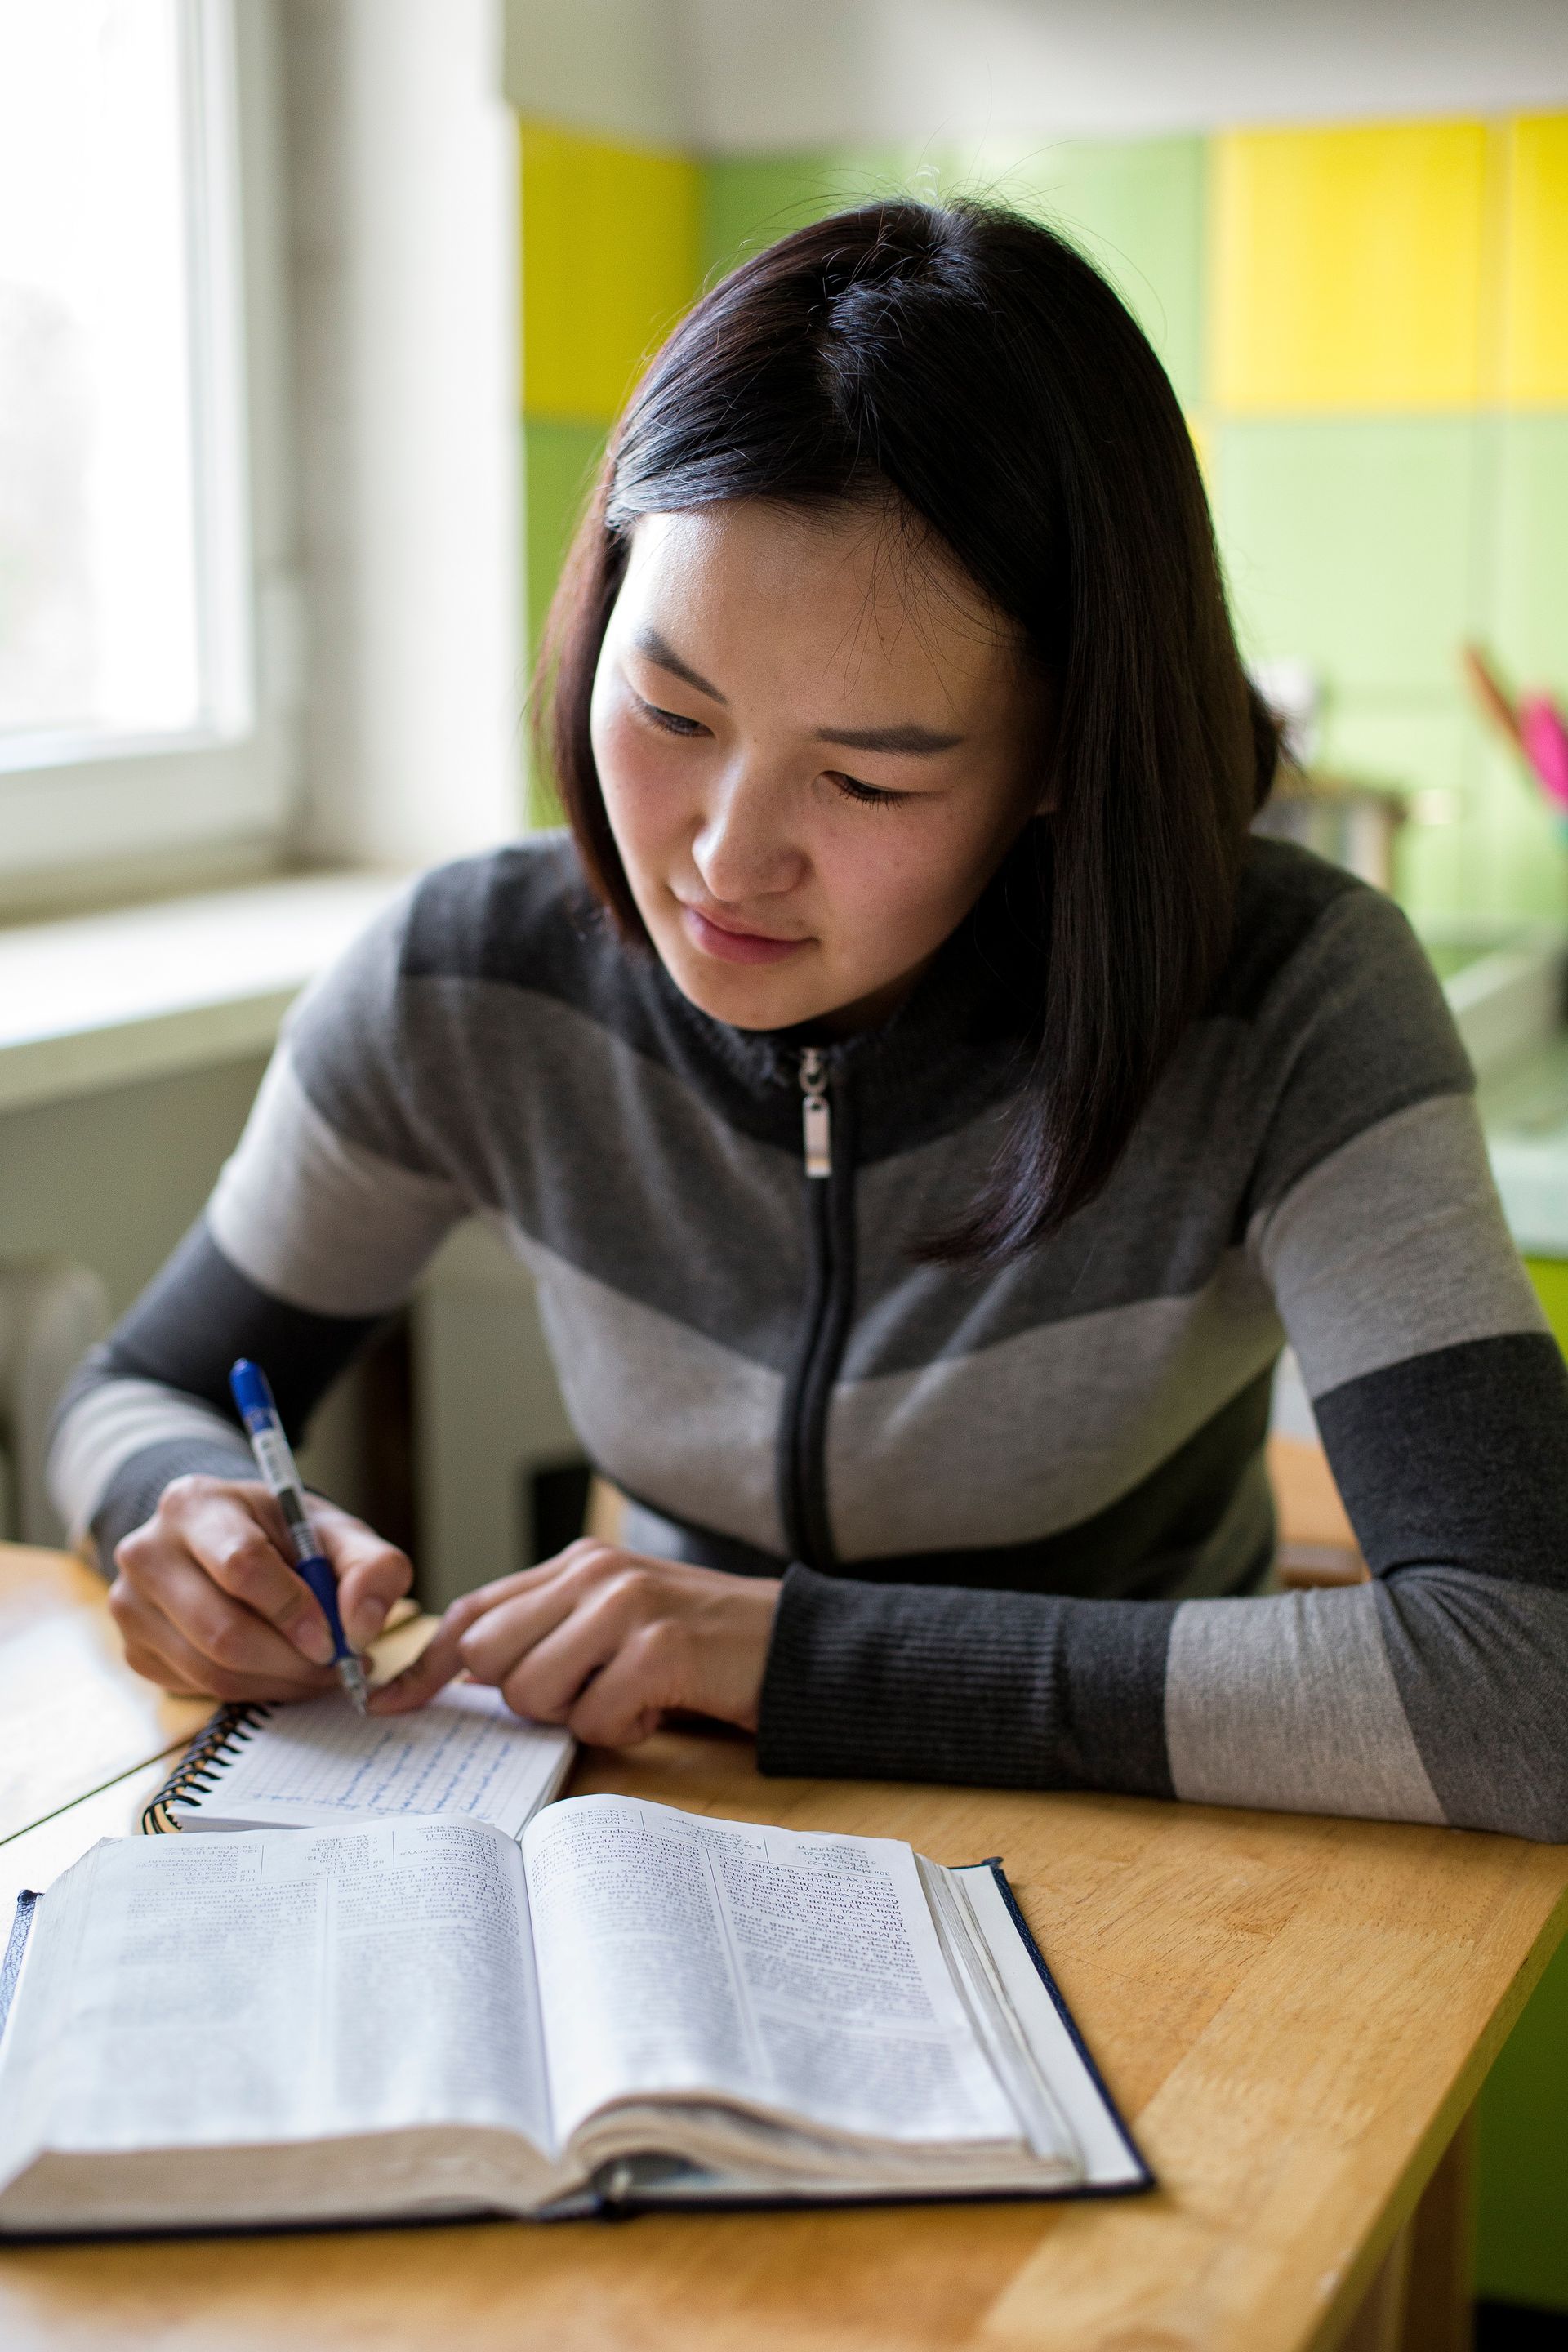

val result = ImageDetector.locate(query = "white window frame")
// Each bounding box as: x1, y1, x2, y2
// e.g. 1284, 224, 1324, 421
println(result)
0, 0, 297, 898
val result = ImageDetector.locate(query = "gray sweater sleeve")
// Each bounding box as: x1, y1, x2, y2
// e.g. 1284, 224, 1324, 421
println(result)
760, 895, 1568, 1842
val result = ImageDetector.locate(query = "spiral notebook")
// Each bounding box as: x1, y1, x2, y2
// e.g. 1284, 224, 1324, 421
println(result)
145, 1682, 574, 1841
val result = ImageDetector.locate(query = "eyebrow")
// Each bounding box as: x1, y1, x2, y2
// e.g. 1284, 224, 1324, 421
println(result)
815, 721, 965, 755
632, 626, 727, 704
630, 626, 966, 757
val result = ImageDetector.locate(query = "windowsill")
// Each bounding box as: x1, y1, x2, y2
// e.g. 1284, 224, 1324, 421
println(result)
0, 871, 409, 1115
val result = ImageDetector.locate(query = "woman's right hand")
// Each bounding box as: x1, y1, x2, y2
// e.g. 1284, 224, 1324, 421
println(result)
109, 1474, 412, 1704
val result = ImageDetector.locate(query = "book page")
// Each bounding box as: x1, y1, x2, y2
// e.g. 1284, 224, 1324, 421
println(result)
172, 1683, 572, 1840
0, 1815, 552, 2180
523, 1796, 1021, 2152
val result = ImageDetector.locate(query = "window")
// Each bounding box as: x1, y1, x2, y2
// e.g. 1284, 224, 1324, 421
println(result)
0, 0, 291, 893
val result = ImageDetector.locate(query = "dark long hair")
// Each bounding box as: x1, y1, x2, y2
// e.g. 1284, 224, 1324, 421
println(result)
536, 198, 1276, 1261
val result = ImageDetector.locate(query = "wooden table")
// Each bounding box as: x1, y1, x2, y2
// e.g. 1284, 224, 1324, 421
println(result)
1, 1545, 1565, 2352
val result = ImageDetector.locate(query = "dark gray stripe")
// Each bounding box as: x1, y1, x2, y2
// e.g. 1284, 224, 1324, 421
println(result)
759, 1565, 1176, 1797
95, 1220, 377, 1435
1376, 1566, 1568, 1841
1313, 1334, 1568, 1591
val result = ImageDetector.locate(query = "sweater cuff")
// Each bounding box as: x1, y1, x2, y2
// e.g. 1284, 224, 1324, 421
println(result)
757, 1563, 1178, 1795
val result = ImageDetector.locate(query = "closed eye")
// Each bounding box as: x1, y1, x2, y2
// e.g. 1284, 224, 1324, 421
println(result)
827, 771, 911, 810
635, 693, 709, 738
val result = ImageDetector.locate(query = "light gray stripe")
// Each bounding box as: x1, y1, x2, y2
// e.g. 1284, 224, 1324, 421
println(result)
510, 1231, 788, 1557
847, 1018, 1262, 1379
48, 1375, 246, 1544
208, 1049, 465, 1316
1251, 1093, 1545, 1401
1165, 1581, 1445, 1824
1376, 1566, 1568, 1842
826, 1257, 1281, 1559
368, 978, 809, 1370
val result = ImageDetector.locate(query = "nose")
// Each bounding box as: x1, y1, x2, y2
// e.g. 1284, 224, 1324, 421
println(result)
691, 760, 807, 904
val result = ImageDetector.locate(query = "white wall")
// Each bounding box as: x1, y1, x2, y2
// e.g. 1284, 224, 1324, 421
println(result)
506, 0, 1568, 149
282, 0, 523, 868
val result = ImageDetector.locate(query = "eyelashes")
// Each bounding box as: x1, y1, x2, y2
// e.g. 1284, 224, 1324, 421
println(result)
632, 695, 911, 809
826, 772, 909, 811
638, 699, 707, 739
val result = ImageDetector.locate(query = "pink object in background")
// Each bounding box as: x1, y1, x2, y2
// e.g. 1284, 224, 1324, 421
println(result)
1520, 696, 1568, 813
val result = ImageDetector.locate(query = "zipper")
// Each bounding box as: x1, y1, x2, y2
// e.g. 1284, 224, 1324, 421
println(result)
778, 1049, 857, 1570
799, 1047, 832, 1179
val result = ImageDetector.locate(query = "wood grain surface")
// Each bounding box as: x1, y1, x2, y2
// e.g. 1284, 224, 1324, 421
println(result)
0, 1548, 207, 1843
1, 1554, 1566, 2352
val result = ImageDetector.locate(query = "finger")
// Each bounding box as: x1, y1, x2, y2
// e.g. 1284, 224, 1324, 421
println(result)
564, 1627, 675, 1748
456, 1581, 588, 1689
312, 1509, 415, 1650
369, 1548, 626, 1714
164, 1486, 337, 1665
123, 1545, 340, 1690
109, 1572, 335, 1704
490, 1584, 644, 1725
368, 1584, 500, 1713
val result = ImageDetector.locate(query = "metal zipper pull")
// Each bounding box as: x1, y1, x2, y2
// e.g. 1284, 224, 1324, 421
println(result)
799, 1047, 831, 1180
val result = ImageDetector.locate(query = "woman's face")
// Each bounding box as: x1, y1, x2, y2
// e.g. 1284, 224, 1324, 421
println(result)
590, 500, 1046, 1034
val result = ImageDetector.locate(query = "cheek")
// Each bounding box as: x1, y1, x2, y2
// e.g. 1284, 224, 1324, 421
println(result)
829, 810, 998, 947
592, 706, 687, 869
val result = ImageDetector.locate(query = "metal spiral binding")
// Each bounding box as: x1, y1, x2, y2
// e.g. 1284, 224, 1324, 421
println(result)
141, 1703, 274, 1835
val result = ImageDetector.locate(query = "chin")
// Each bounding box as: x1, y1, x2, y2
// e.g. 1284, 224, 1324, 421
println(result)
657, 939, 820, 1032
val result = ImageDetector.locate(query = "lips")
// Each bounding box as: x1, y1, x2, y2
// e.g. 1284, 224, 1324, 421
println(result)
677, 901, 810, 968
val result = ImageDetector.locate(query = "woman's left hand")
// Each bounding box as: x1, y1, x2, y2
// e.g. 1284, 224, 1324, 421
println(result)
368, 1541, 781, 1746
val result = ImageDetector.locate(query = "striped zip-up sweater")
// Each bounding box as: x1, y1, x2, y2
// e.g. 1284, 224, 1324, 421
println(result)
51, 835, 1568, 1838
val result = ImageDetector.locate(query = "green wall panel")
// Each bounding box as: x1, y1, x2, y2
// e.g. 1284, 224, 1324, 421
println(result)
1490, 414, 1568, 698
524, 416, 606, 661
1472, 737, 1568, 921
1216, 416, 1482, 696
1477, 1932, 1568, 2311
523, 417, 605, 826
1474, 1253, 1568, 2314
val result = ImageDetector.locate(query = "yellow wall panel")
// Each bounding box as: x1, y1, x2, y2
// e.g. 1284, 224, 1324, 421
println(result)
522, 123, 701, 425
1210, 122, 1488, 412
1502, 114, 1568, 406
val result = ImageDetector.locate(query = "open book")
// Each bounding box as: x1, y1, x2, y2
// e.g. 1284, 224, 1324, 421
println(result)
0, 1796, 1147, 2234
145, 1685, 573, 1840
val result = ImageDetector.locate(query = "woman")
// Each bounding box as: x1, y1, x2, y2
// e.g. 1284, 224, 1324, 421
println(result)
51, 202, 1568, 1837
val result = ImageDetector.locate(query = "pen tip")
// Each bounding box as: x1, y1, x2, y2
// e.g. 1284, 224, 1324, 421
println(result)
338, 1656, 369, 1714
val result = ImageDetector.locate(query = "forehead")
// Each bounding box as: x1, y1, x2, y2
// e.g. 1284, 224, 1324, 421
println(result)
615, 501, 1022, 715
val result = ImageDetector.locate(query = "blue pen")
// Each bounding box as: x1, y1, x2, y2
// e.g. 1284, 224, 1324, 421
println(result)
229, 1359, 368, 1712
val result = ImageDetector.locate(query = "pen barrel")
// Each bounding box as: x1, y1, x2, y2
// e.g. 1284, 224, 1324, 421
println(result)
292, 1550, 351, 1662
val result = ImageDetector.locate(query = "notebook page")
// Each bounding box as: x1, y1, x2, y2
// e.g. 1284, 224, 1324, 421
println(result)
0, 1817, 552, 2184
523, 1795, 1022, 2153
172, 1682, 572, 1840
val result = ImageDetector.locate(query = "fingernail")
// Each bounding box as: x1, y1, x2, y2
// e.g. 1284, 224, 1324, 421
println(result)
297, 1620, 335, 1667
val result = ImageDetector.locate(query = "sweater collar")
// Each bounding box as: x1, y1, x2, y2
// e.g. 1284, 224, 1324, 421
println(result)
648, 858, 1047, 1105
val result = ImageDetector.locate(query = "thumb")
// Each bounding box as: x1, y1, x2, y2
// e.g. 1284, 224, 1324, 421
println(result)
310, 1503, 412, 1652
